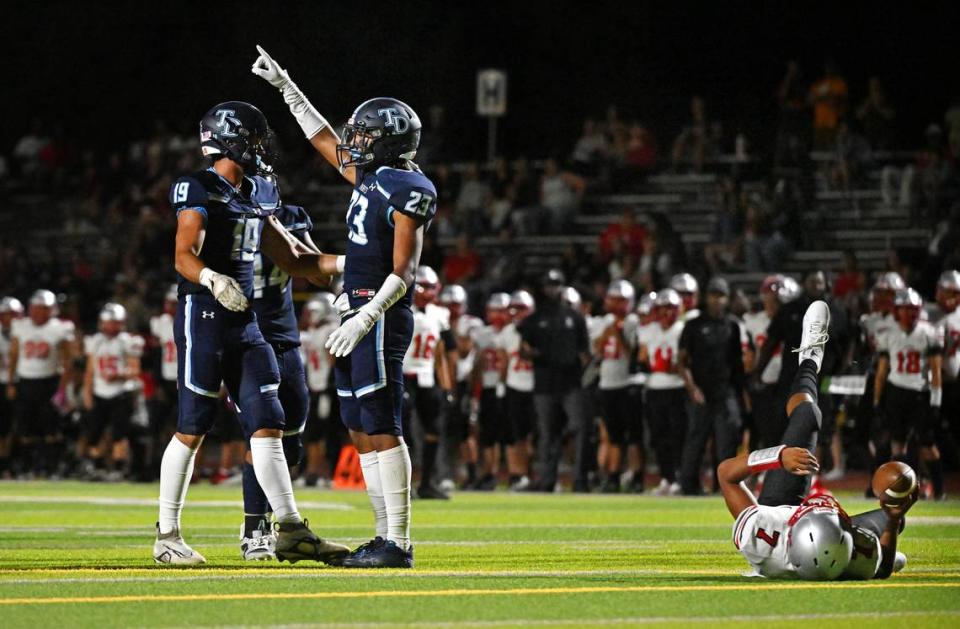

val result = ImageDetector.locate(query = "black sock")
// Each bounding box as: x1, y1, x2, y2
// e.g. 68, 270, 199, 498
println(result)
791, 359, 821, 401
927, 458, 944, 497
421, 440, 438, 488
466, 463, 477, 485
509, 474, 520, 485
244, 514, 270, 538
608, 472, 620, 485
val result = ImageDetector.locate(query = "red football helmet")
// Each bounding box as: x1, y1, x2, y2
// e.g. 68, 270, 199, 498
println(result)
414, 265, 440, 310
894, 288, 923, 331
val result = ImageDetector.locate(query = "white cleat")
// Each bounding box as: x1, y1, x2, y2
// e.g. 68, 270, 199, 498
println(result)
654, 478, 670, 496
794, 300, 830, 372
240, 524, 277, 561
893, 551, 907, 573
153, 523, 206, 565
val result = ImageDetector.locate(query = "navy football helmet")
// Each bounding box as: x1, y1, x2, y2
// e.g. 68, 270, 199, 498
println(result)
337, 97, 421, 170
200, 101, 276, 176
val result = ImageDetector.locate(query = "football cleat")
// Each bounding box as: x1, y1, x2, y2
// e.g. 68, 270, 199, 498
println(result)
893, 551, 907, 573
342, 539, 413, 568
274, 520, 349, 565
793, 300, 830, 372
509, 475, 531, 492
240, 523, 276, 561
153, 523, 206, 565
416, 483, 450, 500
341, 536, 386, 568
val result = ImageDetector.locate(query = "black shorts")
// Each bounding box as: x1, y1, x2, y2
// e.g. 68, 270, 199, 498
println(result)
0, 392, 12, 437
505, 388, 535, 443
402, 376, 441, 437
14, 376, 61, 438
303, 391, 337, 443
85, 393, 134, 442
445, 381, 471, 443
885, 383, 934, 446
598, 387, 633, 445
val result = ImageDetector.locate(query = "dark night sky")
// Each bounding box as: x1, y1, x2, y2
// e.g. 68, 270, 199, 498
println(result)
3, 1, 956, 159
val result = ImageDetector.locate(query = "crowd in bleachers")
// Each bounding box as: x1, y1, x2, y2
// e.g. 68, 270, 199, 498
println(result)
2, 59, 960, 496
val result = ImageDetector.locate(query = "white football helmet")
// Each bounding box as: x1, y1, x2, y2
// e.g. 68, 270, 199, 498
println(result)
99, 303, 127, 322
0, 296, 24, 315
787, 511, 853, 580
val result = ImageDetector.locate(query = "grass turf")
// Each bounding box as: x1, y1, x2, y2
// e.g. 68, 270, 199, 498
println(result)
0, 481, 958, 628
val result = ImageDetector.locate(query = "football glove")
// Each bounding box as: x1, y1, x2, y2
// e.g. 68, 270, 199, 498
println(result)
326, 309, 375, 358
199, 267, 248, 312
251, 45, 290, 89
251, 45, 328, 140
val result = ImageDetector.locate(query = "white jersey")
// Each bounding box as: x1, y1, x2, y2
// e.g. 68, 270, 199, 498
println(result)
638, 320, 685, 389
497, 322, 534, 392
472, 324, 504, 389
10, 318, 74, 379
733, 498, 880, 580
149, 313, 177, 382
301, 322, 337, 392
878, 321, 943, 391
941, 308, 960, 381
590, 313, 638, 390
860, 311, 897, 354
453, 314, 483, 383
0, 325, 13, 385
85, 332, 144, 399
403, 303, 450, 388
681, 308, 700, 323
743, 310, 782, 385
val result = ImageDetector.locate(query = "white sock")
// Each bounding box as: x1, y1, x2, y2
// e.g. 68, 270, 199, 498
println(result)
358, 450, 388, 538
250, 437, 301, 524
377, 442, 412, 551
158, 437, 198, 535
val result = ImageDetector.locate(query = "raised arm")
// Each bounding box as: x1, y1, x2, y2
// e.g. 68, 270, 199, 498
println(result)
251, 46, 355, 185
718, 446, 819, 518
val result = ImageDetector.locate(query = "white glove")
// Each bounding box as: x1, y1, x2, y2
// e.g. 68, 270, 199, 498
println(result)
251, 45, 291, 89
333, 292, 350, 317
251, 45, 328, 140
495, 382, 507, 399
199, 267, 248, 312
326, 309, 375, 358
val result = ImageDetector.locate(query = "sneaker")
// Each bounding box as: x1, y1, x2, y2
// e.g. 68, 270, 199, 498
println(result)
341, 536, 386, 567
509, 475, 531, 492
600, 478, 620, 493
274, 519, 350, 565
793, 300, 830, 372
476, 474, 498, 491
893, 551, 907, 573
342, 539, 413, 568
438, 478, 456, 493
240, 523, 276, 561
417, 483, 450, 500
153, 523, 206, 565
654, 478, 670, 496
668, 481, 682, 496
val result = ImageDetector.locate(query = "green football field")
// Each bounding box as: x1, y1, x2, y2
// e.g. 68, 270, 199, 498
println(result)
1, 481, 958, 628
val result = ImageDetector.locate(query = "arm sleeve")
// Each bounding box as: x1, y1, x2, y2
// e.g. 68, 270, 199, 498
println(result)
170, 176, 209, 223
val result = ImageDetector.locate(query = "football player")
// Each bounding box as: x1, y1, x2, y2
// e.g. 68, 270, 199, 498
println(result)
470, 293, 511, 488
925, 269, 960, 325
156, 100, 349, 565
874, 289, 945, 500
438, 284, 481, 491
719, 300, 915, 580
253, 47, 437, 568
6, 290, 75, 477
494, 291, 537, 490
933, 271, 960, 455
81, 303, 143, 480
743, 275, 799, 451
0, 297, 24, 476
234, 202, 324, 560
300, 293, 338, 489
591, 280, 639, 493
638, 289, 687, 496
149, 285, 179, 442
402, 266, 457, 499
668, 273, 700, 322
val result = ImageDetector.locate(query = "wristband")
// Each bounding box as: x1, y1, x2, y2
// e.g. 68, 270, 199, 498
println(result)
358, 273, 408, 321
931, 387, 942, 408
747, 445, 786, 473
335, 255, 346, 274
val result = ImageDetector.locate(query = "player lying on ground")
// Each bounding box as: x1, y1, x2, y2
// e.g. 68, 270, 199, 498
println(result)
718, 300, 917, 579
253, 45, 437, 567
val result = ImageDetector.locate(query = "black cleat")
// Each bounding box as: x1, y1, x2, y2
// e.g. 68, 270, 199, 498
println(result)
416, 483, 450, 500
274, 520, 349, 565
342, 539, 413, 568
342, 536, 386, 567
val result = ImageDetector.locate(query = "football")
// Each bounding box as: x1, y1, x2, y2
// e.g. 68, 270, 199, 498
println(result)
872, 461, 918, 507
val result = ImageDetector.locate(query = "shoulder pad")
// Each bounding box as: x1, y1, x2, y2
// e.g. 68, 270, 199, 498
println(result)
170, 175, 210, 214
250, 175, 281, 211
276, 204, 313, 234
375, 168, 437, 223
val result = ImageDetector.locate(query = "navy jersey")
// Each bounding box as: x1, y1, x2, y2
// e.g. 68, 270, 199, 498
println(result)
344, 166, 437, 305
252, 204, 313, 347
170, 168, 281, 299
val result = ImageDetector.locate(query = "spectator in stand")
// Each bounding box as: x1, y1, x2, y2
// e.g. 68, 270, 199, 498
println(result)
743, 194, 789, 272
540, 158, 586, 233
882, 124, 955, 218
455, 162, 492, 236
774, 60, 809, 167
604, 105, 629, 164
829, 121, 872, 191
570, 118, 608, 177
624, 122, 658, 175
442, 234, 483, 286
833, 249, 866, 311
598, 208, 648, 264
677, 278, 746, 495
704, 177, 743, 273
509, 158, 541, 235
856, 77, 895, 151
671, 96, 718, 173
808, 59, 848, 150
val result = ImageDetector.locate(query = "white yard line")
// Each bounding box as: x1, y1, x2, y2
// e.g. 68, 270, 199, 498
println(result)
0, 496, 353, 511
